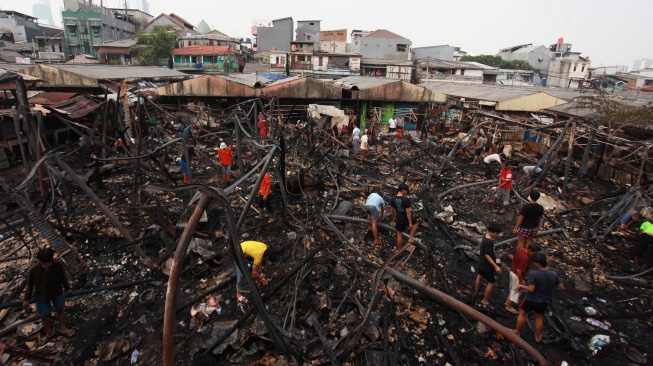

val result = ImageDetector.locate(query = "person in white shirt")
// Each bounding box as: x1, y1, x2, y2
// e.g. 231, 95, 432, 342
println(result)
483, 153, 503, 179
397, 115, 405, 130
360, 130, 370, 161
388, 116, 397, 133
351, 126, 361, 154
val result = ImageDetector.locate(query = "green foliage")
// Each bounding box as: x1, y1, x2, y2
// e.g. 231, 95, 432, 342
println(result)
130, 25, 177, 65
460, 55, 535, 71
575, 91, 653, 136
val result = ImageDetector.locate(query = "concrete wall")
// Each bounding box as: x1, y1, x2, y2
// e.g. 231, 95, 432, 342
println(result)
257, 18, 293, 52
320, 29, 347, 53
496, 93, 568, 111
353, 37, 411, 60
296, 21, 320, 49
413, 46, 455, 61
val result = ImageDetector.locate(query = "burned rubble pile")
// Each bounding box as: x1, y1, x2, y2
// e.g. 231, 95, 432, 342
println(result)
0, 95, 652, 366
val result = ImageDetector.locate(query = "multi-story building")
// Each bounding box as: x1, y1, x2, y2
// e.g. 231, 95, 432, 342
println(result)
545, 38, 590, 88
270, 39, 360, 78
497, 43, 552, 75
351, 29, 411, 60
32, 0, 55, 26
255, 17, 293, 53
412, 45, 467, 62
62, 0, 153, 58
633, 58, 653, 72
296, 20, 320, 49
0, 10, 68, 62
178, 31, 241, 50
143, 13, 196, 36
320, 29, 347, 54
172, 45, 241, 73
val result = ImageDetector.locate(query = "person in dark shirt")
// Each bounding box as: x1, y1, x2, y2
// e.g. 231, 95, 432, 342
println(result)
390, 183, 419, 250
23, 248, 74, 340
513, 253, 564, 343
179, 143, 196, 183
474, 223, 502, 308
505, 244, 540, 314
513, 189, 544, 249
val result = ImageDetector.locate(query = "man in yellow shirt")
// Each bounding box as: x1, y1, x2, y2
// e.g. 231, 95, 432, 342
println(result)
634, 220, 653, 269
236, 241, 278, 304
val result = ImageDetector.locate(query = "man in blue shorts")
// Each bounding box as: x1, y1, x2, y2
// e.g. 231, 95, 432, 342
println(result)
513, 253, 564, 343
23, 248, 74, 341
364, 192, 386, 246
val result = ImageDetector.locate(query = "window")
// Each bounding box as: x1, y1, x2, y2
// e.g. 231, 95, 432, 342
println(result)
581, 65, 585, 72
318, 56, 323, 66
92, 26, 100, 36
573, 63, 577, 72
67, 25, 77, 36
396, 44, 407, 52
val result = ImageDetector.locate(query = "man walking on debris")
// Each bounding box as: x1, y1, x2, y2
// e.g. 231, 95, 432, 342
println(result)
178, 142, 195, 183
420, 116, 429, 140
506, 244, 540, 314
474, 223, 502, 309
390, 183, 419, 250
217, 142, 233, 185
23, 248, 75, 342
471, 132, 486, 165
360, 130, 370, 162
513, 253, 564, 343
351, 124, 361, 155
513, 189, 544, 249
235, 241, 278, 306
388, 115, 397, 133
364, 192, 385, 246
257, 167, 273, 219
489, 163, 513, 214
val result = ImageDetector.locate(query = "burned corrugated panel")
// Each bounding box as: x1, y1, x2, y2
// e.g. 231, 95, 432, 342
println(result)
260, 77, 342, 99
157, 74, 263, 97
28, 92, 79, 105
48, 95, 101, 119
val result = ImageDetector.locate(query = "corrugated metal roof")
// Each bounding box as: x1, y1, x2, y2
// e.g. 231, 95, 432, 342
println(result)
29, 92, 78, 105
48, 95, 101, 119
331, 76, 399, 90
29, 64, 189, 80
513, 45, 544, 54
421, 81, 544, 102
218, 73, 271, 87
417, 59, 493, 70
0, 64, 29, 72
361, 58, 413, 66
97, 39, 137, 48
0, 69, 41, 81
264, 75, 305, 87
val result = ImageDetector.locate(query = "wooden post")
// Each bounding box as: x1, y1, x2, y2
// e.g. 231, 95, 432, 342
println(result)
636, 145, 650, 187
562, 121, 576, 197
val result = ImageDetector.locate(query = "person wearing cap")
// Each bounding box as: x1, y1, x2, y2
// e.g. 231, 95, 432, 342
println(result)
475, 222, 502, 309
390, 183, 419, 250
364, 192, 385, 246
217, 142, 233, 185
360, 130, 370, 162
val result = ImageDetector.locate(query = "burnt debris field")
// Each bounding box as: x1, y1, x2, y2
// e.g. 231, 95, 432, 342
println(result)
1, 94, 652, 366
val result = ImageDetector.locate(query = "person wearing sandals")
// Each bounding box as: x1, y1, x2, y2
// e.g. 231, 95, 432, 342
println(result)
505, 244, 540, 314
364, 192, 386, 246
474, 223, 502, 309
235, 241, 278, 305
390, 183, 419, 251
513, 189, 544, 249
23, 248, 75, 341
513, 253, 564, 343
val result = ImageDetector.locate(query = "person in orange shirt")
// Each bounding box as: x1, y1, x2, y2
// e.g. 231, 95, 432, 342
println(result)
217, 142, 233, 185
258, 117, 267, 145
257, 167, 272, 219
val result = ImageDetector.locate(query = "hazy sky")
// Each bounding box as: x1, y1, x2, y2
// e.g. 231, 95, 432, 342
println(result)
7, 0, 652, 69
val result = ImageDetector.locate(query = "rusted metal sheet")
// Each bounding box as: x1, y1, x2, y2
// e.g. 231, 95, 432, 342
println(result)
21, 64, 99, 88
352, 80, 445, 103
28, 92, 78, 105
157, 74, 260, 97
260, 77, 342, 99
49, 95, 101, 118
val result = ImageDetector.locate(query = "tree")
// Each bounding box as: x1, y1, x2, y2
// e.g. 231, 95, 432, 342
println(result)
574, 90, 653, 137
460, 55, 535, 71
130, 25, 177, 65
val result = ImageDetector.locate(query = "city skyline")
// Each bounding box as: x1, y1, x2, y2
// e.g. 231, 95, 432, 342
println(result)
4, 0, 652, 70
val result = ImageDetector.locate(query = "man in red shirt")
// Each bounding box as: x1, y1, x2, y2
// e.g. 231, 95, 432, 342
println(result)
490, 164, 513, 214
505, 244, 540, 314
217, 142, 233, 185
257, 167, 272, 219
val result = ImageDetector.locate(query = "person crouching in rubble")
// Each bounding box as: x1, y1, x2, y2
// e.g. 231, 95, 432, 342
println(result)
390, 183, 419, 250
620, 211, 642, 232
217, 142, 233, 185
235, 241, 279, 305
474, 222, 502, 309
23, 248, 75, 342
633, 218, 653, 269
364, 191, 385, 246
513, 253, 564, 343
257, 167, 273, 219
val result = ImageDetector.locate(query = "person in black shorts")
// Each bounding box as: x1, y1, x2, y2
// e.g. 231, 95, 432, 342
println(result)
513, 189, 544, 249
390, 183, 419, 250
474, 223, 502, 308
513, 253, 564, 343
